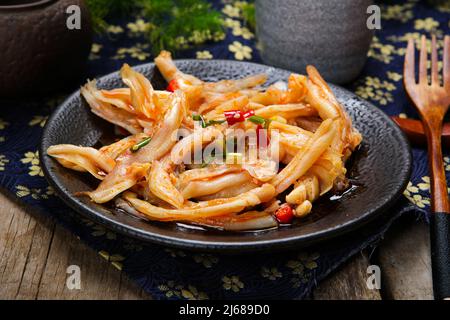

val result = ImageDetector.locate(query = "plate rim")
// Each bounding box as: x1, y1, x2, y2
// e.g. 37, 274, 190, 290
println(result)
40, 59, 412, 252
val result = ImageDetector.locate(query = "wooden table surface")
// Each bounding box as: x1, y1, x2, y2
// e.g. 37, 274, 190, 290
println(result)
0, 190, 433, 300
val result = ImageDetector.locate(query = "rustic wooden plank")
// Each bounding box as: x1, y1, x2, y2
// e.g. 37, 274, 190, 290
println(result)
2, 187, 378, 300
0, 191, 150, 300
36, 223, 151, 300
0, 191, 55, 299
313, 251, 382, 300
3, 186, 431, 300
377, 219, 433, 300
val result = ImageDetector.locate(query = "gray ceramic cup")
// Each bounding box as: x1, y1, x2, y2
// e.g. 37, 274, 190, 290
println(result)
256, 0, 374, 84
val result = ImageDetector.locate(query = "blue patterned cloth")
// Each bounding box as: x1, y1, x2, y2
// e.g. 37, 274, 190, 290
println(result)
0, 0, 449, 299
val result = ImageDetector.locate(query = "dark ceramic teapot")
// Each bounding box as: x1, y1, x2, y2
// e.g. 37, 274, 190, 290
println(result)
0, 0, 93, 97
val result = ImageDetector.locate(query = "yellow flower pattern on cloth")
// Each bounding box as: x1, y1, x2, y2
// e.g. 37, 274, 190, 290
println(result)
229, 41, 252, 60
29, 115, 48, 127
389, 32, 445, 53
404, 181, 419, 196
381, 1, 415, 23
91, 224, 117, 240
415, 18, 439, 31
222, 4, 240, 18
417, 173, 450, 194
81, 218, 121, 242
387, 71, 402, 82
127, 18, 151, 33
98, 250, 125, 271
437, 2, 450, 13
113, 44, 150, 61
407, 194, 431, 208
0, 154, 9, 171
0, 119, 9, 130
444, 157, 450, 171
232, 25, 254, 40
0, 118, 7, 143
368, 36, 405, 64
196, 50, 213, 59
193, 254, 219, 268
180, 286, 209, 300
355, 76, 396, 105
89, 43, 102, 60
107, 25, 124, 34
261, 267, 282, 280
403, 180, 431, 209
21, 151, 43, 177
158, 281, 209, 300
91, 43, 102, 54
224, 18, 240, 29
417, 176, 430, 191
224, 17, 254, 40
286, 252, 319, 288
222, 275, 244, 292
165, 248, 186, 258
16, 185, 54, 200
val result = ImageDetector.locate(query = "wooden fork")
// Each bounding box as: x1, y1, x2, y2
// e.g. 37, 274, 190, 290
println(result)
404, 35, 450, 300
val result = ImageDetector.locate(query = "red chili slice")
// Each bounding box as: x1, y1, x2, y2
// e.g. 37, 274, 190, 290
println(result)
274, 203, 294, 224
166, 79, 179, 92
224, 110, 245, 125
243, 110, 255, 118
224, 109, 256, 125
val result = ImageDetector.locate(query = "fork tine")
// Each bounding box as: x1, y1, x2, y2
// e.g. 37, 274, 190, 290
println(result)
404, 38, 416, 87
431, 35, 439, 85
419, 35, 428, 84
444, 35, 450, 89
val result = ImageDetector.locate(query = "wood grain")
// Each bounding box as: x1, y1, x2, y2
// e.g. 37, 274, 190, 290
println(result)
404, 35, 450, 213
390, 116, 450, 148
403, 35, 450, 300
0, 191, 150, 300
0, 189, 434, 300
313, 252, 382, 300
377, 219, 433, 300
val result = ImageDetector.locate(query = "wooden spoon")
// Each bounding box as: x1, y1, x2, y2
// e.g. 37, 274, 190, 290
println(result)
391, 116, 450, 148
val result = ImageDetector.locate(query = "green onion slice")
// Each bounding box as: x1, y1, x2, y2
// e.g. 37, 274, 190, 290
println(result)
247, 115, 266, 125
205, 119, 226, 126
193, 114, 226, 128
130, 137, 152, 152
192, 114, 206, 128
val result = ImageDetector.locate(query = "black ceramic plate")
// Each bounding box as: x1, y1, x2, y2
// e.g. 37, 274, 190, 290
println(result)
40, 60, 411, 252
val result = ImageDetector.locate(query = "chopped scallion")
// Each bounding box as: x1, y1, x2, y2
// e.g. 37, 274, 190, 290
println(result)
205, 119, 226, 126
130, 137, 152, 152
248, 115, 266, 125
263, 118, 272, 129
192, 114, 206, 128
